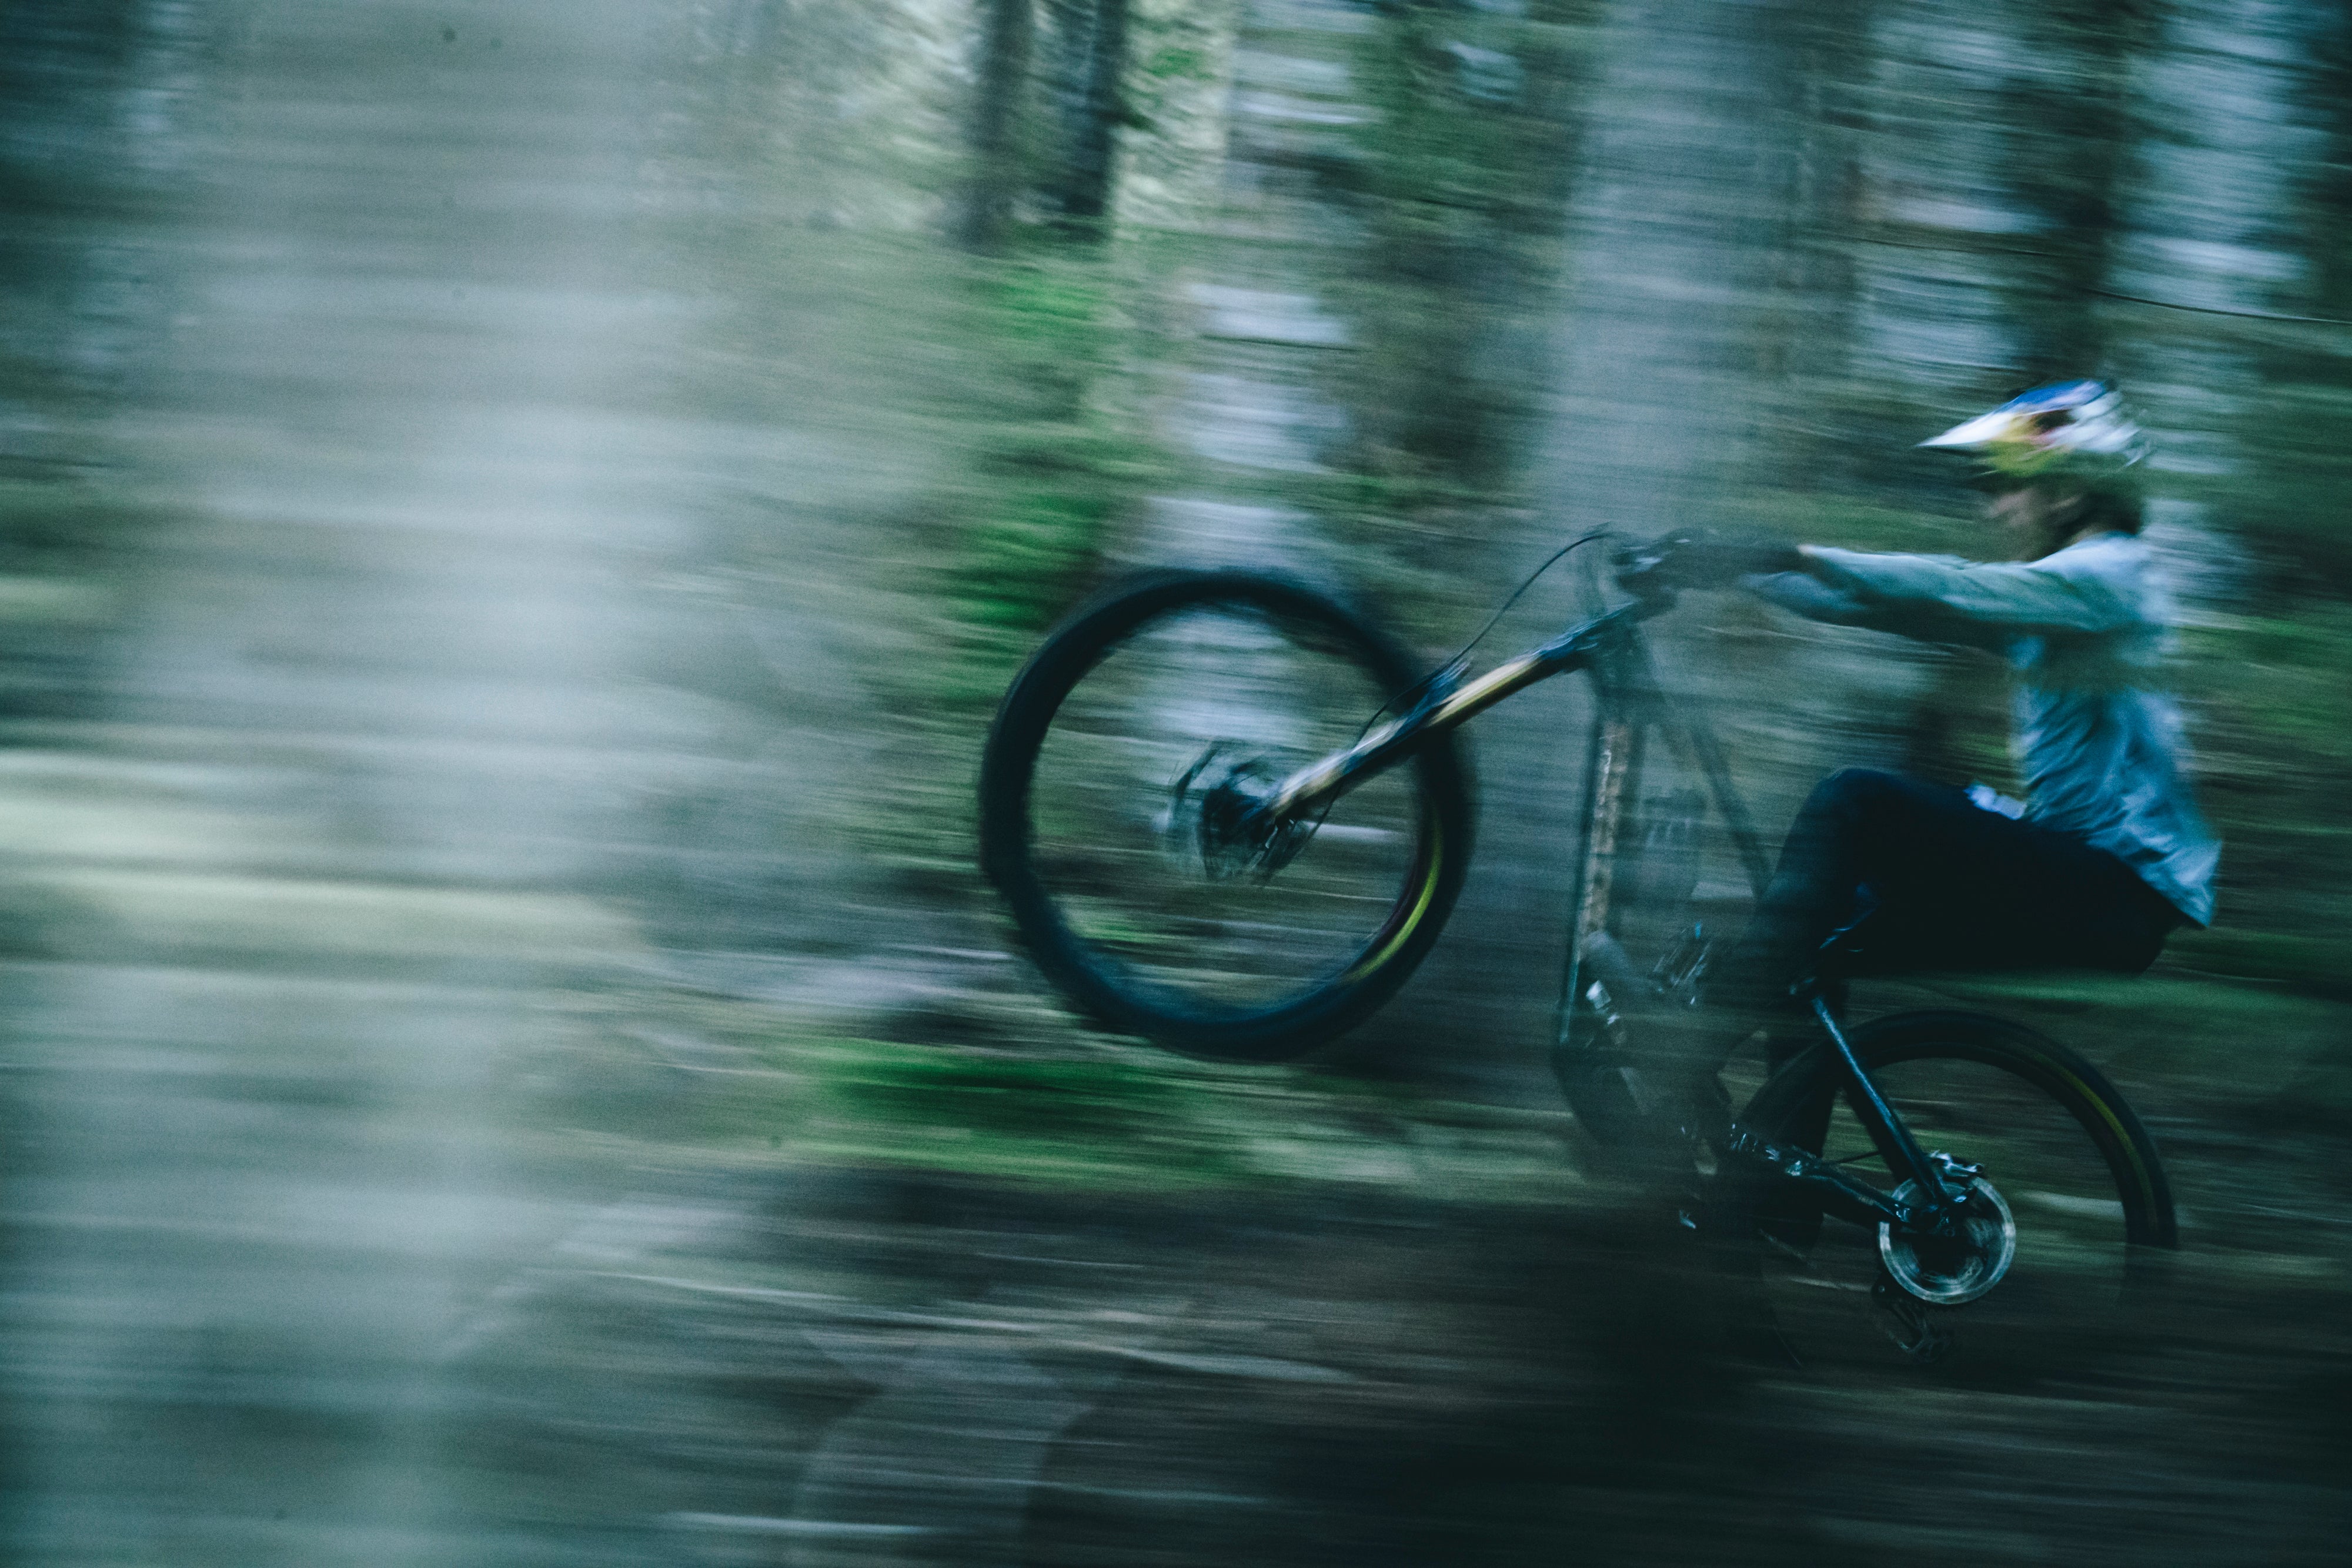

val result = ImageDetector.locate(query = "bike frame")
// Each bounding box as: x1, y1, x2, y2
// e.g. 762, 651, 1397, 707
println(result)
1252, 585, 1965, 1233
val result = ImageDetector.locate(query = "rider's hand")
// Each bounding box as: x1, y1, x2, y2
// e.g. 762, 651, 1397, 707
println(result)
1645, 531, 1805, 587
1705, 535, 1806, 581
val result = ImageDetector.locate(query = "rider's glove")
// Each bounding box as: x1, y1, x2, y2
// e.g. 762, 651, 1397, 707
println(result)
1649, 531, 1805, 588
1714, 536, 1806, 580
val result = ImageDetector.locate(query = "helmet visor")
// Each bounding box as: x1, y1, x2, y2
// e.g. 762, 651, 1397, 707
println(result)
1920, 382, 2147, 480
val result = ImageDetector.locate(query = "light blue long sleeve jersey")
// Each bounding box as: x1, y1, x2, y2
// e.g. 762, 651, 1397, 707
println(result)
1750, 531, 2220, 925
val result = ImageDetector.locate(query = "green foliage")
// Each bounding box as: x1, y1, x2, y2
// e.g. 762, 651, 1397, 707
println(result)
785, 1034, 1583, 1197
803, 1038, 1248, 1183
1737, 489, 1982, 555
2178, 603, 2352, 949
1141, 46, 1208, 82
2209, 377, 2352, 593
840, 240, 1185, 892
1349, 4, 1595, 244
934, 249, 1167, 668
2164, 928, 2352, 1001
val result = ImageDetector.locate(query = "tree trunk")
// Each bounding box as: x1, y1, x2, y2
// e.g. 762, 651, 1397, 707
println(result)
1999, 0, 2148, 377
964, 0, 1035, 249
1061, 0, 1131, 221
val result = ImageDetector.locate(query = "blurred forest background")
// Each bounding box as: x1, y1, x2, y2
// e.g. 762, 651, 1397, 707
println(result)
2, 0, 2349, 1564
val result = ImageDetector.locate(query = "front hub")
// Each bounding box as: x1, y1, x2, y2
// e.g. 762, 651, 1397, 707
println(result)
1168, 744, 1312, 880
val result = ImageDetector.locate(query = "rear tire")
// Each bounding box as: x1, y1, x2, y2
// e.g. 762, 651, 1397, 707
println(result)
1732, 1009, 2174, 1375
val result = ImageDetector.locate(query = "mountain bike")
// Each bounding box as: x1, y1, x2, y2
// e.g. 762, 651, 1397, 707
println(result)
977, 534, 2177, 1368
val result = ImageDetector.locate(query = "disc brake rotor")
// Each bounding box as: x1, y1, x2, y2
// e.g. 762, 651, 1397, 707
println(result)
1167, 743, 1314, 880
1879, 1174, 2018, 1305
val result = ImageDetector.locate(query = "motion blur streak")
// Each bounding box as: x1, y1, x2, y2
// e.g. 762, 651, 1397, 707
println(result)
2, 1, 2349, 1566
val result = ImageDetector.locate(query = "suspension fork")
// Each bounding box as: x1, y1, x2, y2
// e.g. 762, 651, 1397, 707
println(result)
1257, 603, 1643, 829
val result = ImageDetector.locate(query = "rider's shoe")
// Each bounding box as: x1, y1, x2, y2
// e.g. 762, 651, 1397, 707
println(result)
1555, 1049, 1655, 1152
1656, 1071, 1733, 1151
1623, 1070, 1735, 1202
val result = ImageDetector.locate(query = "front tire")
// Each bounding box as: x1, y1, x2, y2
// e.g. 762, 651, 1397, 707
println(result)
978, 570, 1473, 1061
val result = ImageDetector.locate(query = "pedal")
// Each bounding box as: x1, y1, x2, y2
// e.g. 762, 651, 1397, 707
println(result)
1871, 1275, 1953, 1364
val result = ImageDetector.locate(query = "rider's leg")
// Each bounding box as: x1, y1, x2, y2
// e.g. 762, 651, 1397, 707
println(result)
1656, 768, 2181, 1106
1644, 768, 1916, 1096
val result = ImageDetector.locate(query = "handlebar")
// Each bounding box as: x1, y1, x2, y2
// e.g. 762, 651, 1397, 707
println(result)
1611, 530, 1805, 603
1254, 530, 1806, 828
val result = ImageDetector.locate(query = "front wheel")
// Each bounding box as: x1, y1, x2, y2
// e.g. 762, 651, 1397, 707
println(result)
978, 570, 1473, 1061
1733, 1009, 2175, 1376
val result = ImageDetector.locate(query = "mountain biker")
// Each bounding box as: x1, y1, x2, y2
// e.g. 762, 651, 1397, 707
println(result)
1665, 381, 2220, 1136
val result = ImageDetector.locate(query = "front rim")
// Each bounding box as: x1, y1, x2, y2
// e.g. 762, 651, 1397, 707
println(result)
987, 577, 1464, 1054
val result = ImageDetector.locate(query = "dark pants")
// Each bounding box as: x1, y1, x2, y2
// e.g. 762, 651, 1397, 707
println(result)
1710, 768, 2181, 1044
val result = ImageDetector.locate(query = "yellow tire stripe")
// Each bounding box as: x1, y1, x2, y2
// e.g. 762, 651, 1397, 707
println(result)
2032, 1054, 2161, 1230
1342, 817, 1444, 984
1899, 1035, 2161, 1235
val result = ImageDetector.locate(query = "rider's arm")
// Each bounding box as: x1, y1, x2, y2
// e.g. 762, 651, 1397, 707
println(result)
1743, 569, 1880, 625
1789, 543, 2139, 637
1742, 563, 2012, 651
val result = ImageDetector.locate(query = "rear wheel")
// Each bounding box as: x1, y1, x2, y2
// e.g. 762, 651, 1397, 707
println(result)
978, 571, 1472, 1061
1733, 1009, 2174, 1377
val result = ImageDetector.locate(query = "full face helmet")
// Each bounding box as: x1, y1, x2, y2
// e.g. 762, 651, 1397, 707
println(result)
1918, 380, 2150, 483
